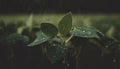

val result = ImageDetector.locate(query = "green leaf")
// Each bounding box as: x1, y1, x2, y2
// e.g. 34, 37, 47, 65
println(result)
41, 23, 58, 36
47, 43, 68, 63
27, 31, 51, 46
92, 19, 115, 33
58, 12, 72, 36
7, 33, 29, 45
50, 36, 62, 43
70, 26, 99, 38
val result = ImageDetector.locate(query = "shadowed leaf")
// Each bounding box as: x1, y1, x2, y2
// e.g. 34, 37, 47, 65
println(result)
47, 43, 68, 63
41, 23, 58, 36
58, 12, 72, 36
7, 33, 29, 45
27, 31, 51, 46
70, 26, 99, 38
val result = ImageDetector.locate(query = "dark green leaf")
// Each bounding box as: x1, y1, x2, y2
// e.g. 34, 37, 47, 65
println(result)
70, 26, 99, 38
7, 33, 29, 45
92, 19, 115, 33
58, 12, 72, 36
47, 43, 68, 63
27, 31, 51, 46
50, 36, 62, 43
0, 20, 5, 29
5, 23, 17, 34
41, 23, 58, 36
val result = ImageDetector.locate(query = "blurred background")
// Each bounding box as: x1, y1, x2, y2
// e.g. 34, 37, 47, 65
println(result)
0, 0, 120, 38
0, 0, 120, 13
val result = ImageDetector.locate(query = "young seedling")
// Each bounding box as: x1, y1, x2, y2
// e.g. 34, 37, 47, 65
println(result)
27, 12, 120, 69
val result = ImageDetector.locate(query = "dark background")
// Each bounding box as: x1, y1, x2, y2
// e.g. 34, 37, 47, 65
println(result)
0, 0, 120, 14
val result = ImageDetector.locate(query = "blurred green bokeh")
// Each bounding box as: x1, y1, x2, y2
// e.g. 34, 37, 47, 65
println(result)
0, 13, 120, 40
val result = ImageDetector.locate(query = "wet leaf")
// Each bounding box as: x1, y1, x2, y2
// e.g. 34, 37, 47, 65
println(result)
58, 12, 72, 36
70, 26, 99, 38
7, 33, 29, 45
50, 36, 62, 43
41, 23, 58, 36
47, 43, 68, 63
27, 31, 51, 46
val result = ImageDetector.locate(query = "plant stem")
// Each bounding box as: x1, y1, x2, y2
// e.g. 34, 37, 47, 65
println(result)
61, 57, 67, 69
57, 33, 65, 44
76, 46, 82, 69
65, 35, 74, 44
41, 46, 47, 55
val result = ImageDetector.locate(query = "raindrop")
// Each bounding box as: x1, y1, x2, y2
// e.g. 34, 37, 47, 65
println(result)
113, 59, 116, 63
88, 32, 92, 35
42, 38, 45, 40
52, 43, 56, 46
82, 30, 86, 33
67, 64, 70, 67
105, 46, 109, 48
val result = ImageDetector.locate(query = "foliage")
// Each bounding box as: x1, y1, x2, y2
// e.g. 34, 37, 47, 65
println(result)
70, 26, 99, 38
28, 31, 51, 46
41, 23, 58, 36
7, 33, 29, 45
47, 43, 68, 63
0, 12, 120, 69
58, 12, 72, 36
27, 12, 120, 65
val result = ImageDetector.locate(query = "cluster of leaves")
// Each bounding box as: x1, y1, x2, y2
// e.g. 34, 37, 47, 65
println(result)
0, 12, 119, 66
0, 16, 44, 69
0, 16, 41, 46
27, 12, 120, 63
0, 22, 28, 45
